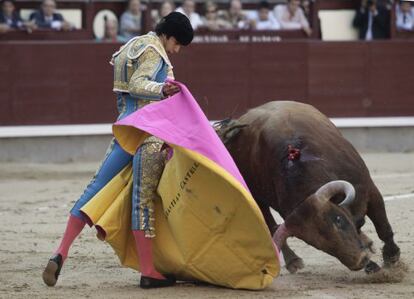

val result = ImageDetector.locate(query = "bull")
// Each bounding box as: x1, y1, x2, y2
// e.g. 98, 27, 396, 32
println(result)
215, 101, 400, 273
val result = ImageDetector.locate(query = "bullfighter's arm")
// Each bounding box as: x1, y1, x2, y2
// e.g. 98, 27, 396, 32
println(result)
128, 47, 165, 100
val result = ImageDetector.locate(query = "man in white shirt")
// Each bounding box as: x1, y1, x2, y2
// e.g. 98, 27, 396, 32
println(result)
396, 0, 414, 31
251, 1, 281, 30
176, 0, 203, 30
274, 0, 311, 36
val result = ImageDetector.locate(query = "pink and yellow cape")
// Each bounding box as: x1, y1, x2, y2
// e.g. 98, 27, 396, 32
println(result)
81, 81, 280, 289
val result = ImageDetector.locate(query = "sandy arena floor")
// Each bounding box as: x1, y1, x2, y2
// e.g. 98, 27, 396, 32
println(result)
0, 153, 413, 299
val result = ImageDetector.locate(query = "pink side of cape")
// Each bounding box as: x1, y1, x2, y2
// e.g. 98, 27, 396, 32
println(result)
114, 81, 249, 191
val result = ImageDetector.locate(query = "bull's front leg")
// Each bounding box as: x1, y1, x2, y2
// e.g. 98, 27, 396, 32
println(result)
367, 186, 400, 266
280, 241, 305, 274
359, 231, 375, 254
358, 231, 381, 274
257, 202, 304, 274
354, 214, 381, 273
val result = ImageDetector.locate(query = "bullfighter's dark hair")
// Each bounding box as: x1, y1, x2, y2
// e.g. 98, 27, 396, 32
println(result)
155, 12, 194, 46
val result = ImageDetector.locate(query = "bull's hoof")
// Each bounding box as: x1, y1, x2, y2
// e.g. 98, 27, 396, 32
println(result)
286, 257, 305, 274
364, 260, 381, 274
383, 243, 400, 266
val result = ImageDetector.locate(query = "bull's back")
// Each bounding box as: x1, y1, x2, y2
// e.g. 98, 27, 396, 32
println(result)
229, 101, 373, 215
239, 101, 338, 137
237, 101, 349, 164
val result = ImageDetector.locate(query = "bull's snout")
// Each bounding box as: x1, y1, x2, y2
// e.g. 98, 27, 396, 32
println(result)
348, 253, 370, 271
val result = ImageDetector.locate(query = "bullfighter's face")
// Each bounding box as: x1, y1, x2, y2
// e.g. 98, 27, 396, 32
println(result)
161, 35, 181, 54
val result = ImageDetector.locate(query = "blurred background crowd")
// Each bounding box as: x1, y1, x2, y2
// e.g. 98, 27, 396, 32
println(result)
1, 0, 413, 42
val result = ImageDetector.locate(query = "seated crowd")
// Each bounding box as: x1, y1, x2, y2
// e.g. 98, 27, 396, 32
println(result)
0, 0, 72, 33
168, 0, 312, 36
0, 0, 313, 38
99, 0, 312, 42
1, 0, 413, 40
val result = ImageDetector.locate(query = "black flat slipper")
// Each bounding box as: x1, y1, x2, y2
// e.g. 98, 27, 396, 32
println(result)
140, 274, 176, 289
42, 254, 63, 287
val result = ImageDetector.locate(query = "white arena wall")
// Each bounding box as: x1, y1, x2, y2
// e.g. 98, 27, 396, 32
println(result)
1, 117, 414, 163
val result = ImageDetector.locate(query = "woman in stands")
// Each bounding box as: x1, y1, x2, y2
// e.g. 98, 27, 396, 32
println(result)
42, 12, 193, 289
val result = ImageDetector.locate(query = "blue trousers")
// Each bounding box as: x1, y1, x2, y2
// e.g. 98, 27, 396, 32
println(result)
70, 138, 132, 218
70, 94, 163, 235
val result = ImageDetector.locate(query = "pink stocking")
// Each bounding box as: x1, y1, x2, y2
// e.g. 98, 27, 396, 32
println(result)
54, 215, 86, 261
133, 230, 165, 280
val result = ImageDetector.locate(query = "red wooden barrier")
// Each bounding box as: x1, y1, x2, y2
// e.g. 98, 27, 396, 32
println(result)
1, 40, 414, 125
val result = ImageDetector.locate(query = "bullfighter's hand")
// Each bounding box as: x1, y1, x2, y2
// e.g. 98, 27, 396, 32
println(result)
162, 82, 180, 98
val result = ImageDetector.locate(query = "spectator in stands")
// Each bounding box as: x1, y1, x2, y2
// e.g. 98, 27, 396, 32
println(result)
97, 18, 127, 43
396, 0, 414, 31
120, 0, 142, 41
301, 0, 311, 21
250, 1, 280, 30
176, 0, 203, 30
201, 1, 232, 30
29, 0, 72, 31
353, 0, 390, 40
379, 0, 393, 10
274, 0, 312, 36
153, 0, 175, 28
218, 0, 249, 29
0, 0, 23, 32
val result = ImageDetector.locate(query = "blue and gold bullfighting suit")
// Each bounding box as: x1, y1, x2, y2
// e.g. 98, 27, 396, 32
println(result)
71, 32, 173, 238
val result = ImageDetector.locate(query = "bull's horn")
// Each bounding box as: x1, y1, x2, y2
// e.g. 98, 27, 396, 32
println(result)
315, 180, 356, 206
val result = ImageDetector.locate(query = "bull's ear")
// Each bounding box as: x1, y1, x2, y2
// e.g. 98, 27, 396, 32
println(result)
221, 122, 247, 144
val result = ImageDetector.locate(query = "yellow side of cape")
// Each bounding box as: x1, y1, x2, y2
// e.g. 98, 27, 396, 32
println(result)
81, 145, 280, 290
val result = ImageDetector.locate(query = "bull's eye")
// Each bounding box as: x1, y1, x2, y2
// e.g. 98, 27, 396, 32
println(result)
335, 215, 347, 229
